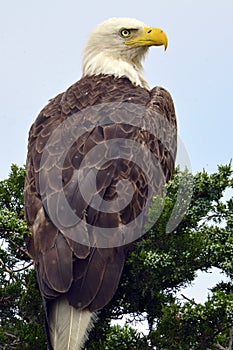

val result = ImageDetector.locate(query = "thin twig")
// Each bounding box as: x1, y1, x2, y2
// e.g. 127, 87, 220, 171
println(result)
0, 295, 13, 303
12, 261, 33, 272
181, 294, 198, 305
0, 258, 13, 275
0, 258, 33, 274
4, 332, 17, 339
8, 238, 32, 259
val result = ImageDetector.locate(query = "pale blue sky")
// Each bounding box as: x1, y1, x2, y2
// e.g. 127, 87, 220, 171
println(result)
0, 0, 232, 306
1, 0, 232, 179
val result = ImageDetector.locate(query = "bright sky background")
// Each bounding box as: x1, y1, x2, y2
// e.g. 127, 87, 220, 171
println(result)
1, 0, 233, 180
0, 0, 232, 319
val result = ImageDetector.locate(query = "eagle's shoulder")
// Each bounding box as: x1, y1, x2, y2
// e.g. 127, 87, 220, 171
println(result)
149, 86, 176, 126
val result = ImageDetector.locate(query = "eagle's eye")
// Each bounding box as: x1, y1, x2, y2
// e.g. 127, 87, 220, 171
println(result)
120, 29, 132, 38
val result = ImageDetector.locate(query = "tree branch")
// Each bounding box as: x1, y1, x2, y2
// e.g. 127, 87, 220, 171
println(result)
4, 332, 17, 339
194, 325, 233, 350
214, 342, 228, 350
9, 238, 32, 259
181, 294, 198, 305
228, 327, 233, 349
13, 261, 33, 272
0, 258, 33, 274
0, 258, 13, 275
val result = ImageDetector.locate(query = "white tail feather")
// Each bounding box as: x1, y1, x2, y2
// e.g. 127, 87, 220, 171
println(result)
48, 297, 96, 350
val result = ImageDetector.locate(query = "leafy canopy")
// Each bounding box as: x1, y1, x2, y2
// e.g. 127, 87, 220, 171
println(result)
0, 163, 232, 349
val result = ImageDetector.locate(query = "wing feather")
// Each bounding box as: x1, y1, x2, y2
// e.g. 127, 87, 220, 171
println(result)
42, 233, 73, 292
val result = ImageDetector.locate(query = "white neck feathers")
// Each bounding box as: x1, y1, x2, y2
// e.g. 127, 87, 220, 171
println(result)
82, 50, 150, 90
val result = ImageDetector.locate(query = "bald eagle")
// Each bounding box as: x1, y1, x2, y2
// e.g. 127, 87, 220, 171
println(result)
24, 17, 177, 350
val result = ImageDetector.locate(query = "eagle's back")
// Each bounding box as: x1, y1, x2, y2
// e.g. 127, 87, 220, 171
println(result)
24, 74, 177, 312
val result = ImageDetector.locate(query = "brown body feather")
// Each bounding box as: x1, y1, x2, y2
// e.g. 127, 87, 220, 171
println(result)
24, 74, 177, 348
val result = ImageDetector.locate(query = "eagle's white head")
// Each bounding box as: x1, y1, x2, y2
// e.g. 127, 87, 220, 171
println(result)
82, 17, 168, 90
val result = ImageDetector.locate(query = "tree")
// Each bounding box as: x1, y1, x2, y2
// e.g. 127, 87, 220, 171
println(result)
0, 163, 232, 349
0, 165, 45, 349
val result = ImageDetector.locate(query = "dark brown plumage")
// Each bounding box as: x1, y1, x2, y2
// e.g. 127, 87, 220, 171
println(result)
25, 73, 176, 348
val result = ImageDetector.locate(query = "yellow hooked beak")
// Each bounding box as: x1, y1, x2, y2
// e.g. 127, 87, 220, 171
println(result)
125, 26, 168, 50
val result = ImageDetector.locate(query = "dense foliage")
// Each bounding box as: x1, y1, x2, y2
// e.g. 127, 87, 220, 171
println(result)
0, 163, 232, 349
